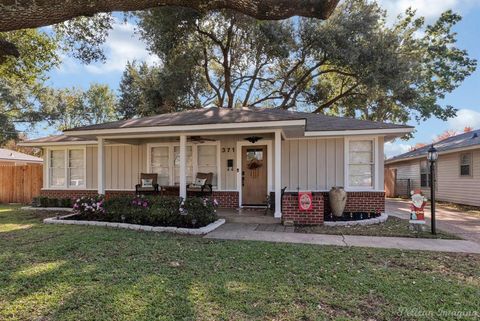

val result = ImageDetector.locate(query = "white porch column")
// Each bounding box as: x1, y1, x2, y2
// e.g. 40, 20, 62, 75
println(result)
179, 134, 187, 200
97, 137, 105, 195
274, 129, 282, 218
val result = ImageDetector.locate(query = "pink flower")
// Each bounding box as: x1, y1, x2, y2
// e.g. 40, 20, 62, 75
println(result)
142, 202, 148, 207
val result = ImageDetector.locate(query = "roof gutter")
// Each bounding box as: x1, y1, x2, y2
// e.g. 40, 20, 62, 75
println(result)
18, 140, 98, 147
304, 127, 413, 137
63, 120, 306, 136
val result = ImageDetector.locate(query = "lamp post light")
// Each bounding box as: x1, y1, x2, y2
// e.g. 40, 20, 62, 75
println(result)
427, 145, 438, 235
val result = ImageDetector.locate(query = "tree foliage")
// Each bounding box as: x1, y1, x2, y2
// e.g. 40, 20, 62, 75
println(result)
42, 84, 119, 131
129, 0, 476, 124
0, 29, 59, 145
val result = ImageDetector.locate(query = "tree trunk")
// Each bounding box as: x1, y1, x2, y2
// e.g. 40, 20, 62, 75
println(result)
0, 0, 339, 32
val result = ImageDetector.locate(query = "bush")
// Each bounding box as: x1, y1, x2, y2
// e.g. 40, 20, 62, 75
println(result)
71, 195, 217, 228
32, 197, 73, 208
73, 196, 105, 219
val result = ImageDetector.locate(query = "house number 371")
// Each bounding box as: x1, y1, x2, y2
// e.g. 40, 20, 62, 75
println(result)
222, 147, 234, 153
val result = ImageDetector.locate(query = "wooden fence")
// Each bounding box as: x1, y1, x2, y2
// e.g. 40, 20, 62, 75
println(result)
384, 168, 397, 198
0, 164, 43, 204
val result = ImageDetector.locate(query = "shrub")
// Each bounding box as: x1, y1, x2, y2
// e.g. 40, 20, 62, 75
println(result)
72, 195, 217, 228
32, 197, 72, 208
73, 196, 105, 219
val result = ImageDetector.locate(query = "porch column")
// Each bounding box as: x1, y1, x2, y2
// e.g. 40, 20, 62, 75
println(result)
179, 134, 187, 200
274, 129, 282, 218
97, 137, 105, 195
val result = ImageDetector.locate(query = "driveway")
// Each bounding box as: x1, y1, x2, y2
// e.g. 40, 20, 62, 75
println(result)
386, 198, 480, 243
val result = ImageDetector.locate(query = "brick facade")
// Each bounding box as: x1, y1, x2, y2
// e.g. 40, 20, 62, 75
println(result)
40, 189, 239, 208
212, 191, 239, 208
282, 192, 325, 225
281, 191, 385, 225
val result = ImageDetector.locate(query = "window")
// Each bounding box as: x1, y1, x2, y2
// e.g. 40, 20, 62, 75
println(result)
420, 160, 430, 187
460, 153, 472, 176
49, 150, 65, 187
197, 145, 218, 186
48, 148, 85, 188
149, 143, 219, 187
348, 140, 374, 188
150, 146, 170, 185
68, 149, 85, 187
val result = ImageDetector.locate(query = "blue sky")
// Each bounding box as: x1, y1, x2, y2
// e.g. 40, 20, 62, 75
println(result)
39, 0, 480, 158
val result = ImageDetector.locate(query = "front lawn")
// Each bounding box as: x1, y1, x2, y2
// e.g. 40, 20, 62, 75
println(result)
296, 216, 460, 239
1, 205, 479, 321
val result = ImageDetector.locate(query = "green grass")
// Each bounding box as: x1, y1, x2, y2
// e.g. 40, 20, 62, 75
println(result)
1, 205, 479, 321
296, 216, 460, 239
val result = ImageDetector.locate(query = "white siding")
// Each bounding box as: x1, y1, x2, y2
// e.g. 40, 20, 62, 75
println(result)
386, 148, 480, 206
436, 149, 480, 206
282, 138, 344, 191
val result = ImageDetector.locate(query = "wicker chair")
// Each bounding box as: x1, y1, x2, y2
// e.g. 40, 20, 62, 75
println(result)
135, 173, 159, 194
187, 172, 213, 197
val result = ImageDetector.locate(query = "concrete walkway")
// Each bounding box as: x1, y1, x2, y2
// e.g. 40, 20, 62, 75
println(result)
386, 198, 480, 243
204, 223, 480, 254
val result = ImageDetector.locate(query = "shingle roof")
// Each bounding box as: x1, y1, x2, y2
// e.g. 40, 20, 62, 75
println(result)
64, 107, 411, 132
21, 135, 90, 144
0, 148, 43, 163
386, 129, 480, 163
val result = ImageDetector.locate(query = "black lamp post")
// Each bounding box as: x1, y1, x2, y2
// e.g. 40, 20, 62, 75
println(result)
427, 145, 438, 235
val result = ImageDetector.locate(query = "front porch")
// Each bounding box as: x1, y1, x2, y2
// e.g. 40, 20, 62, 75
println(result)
92, 129, 285, 217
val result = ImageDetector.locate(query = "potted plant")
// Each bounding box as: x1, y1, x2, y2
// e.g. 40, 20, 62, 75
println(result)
329, 186, 347, 217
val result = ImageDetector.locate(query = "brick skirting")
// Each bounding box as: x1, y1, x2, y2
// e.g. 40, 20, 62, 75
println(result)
40, 189, 239, 208
282, 192, 325, 225
212, 191, 239, 208
281, 191, 385, 225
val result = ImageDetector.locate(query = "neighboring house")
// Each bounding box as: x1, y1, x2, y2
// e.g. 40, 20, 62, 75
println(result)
20, 107, 412, 224
385, 129, 480, 207
0, 148, 43, 165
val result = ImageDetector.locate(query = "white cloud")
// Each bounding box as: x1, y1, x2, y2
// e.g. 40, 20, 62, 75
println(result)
56, 19, 159, 75
447, 108, 480, 131
378, 0, 480, 23
384, 141, 412, 158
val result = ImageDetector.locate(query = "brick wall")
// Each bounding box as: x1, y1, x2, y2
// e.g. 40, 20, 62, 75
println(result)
282, 192, 324, 225
40, 189, 98, 200
323, 191, 385, 215
40, 189, 239, 208
281, 191, 385, 225
212, 191, 239, 208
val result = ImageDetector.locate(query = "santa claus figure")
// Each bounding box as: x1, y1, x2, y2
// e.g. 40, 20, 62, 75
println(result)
410, 189, 427, 222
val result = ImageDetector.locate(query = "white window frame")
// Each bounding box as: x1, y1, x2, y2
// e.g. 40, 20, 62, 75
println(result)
344, 136, 379, 191
146, 141, 221, 189
459, 152, 473, 177
45, 146, 87, 189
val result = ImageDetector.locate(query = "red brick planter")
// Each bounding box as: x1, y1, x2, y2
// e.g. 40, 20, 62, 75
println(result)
281, 191, 385, 225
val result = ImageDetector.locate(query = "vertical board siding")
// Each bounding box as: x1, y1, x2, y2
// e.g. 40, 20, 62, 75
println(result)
307, 140, 317, 190
289, 140, 299, 190
282, 138, 344, 191
316, 139, 326, 190
298, 140, 308, 190
281, 140, 290, 189
0, 164, 42, 204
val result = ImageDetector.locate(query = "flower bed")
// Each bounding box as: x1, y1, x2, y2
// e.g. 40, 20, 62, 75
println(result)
32, 196, 73, 208
67, 195, 218, 228
324, 211, 382, 222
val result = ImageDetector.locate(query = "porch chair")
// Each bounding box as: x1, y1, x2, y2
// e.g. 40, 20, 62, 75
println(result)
187, 172, 213, 197
135, 173, 159, 194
